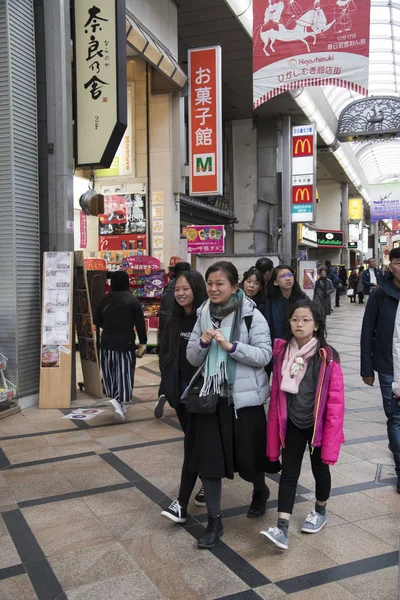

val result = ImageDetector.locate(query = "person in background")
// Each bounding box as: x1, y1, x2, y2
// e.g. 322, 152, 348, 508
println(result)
265, 265, 307, 343
155, 261, 191, 419
324, 260, 340, 308
260, 300, 344, 550
361, 248, 400, 494
240, 267, 267, 314
339, 266, 347, 290
94, 271, 147, 423
362, 257, 382, 300
357, 266, 365, 304
255, 257, 274, 285
159, 270, 207, 512
348, 268, 359, 303
313, 268, 334, 316
181, 261, 273, 549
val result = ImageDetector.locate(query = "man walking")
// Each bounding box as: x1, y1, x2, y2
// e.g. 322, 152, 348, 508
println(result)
360, 248, 400, 493
362, 258, 382, 300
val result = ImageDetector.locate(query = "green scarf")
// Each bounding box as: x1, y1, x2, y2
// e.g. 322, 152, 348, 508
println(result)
200, 289, 244, 398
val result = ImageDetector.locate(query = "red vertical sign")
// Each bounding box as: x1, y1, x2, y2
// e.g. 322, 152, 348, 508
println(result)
80, 211, 87, 249
188, 46, 222, 196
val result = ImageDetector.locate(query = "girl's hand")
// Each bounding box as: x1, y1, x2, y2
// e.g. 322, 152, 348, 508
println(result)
214, 329, 233, 352
201, 329, 214, 345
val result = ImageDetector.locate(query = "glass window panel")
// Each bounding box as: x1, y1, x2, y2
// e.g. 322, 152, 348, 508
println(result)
370, 39, 393, 50
371, 23, 392, 34
370, 6, 391, 19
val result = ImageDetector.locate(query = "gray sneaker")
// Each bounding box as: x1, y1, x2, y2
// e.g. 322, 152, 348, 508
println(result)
301, 509, 327, 533
259, 527, 288, 550
154, 394, 167, 419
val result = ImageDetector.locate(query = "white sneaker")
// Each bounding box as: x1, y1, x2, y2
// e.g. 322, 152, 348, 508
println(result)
108, 399, 125, 422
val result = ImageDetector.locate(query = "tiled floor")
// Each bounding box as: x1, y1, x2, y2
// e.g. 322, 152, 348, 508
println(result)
0, 301, 399, 599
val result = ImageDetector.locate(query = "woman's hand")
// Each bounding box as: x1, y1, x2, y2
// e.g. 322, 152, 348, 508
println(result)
200, 329, 214, 345
214, 329, 233, 352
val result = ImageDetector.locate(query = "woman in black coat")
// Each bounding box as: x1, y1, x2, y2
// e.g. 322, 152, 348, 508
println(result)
240, 267, 267, 314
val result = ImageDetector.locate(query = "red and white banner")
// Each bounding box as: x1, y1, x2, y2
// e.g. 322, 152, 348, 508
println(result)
253, 0, 370, 108
80, 211, 87, 248
188, 46, 223, 196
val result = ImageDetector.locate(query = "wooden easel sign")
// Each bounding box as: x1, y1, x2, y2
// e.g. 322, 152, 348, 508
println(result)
39, 252, 74, 409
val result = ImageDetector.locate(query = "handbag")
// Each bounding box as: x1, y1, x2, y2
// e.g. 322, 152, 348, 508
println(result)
184, 374, 220, 414
347, 288, 354, 297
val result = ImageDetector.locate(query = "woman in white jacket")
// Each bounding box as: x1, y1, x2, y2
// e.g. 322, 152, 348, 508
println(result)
182, 261, 273, 549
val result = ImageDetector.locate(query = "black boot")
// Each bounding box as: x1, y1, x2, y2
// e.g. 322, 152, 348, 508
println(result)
197, 515, 223, 549
247, 484, 270, 518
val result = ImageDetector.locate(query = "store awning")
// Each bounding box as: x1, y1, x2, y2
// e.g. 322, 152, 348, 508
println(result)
126, 13, 187, 90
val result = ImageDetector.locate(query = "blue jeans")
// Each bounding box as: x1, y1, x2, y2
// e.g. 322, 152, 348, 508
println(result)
378, 373, 400, 476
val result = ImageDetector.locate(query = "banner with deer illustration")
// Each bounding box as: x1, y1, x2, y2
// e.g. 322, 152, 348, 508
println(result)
370, 184, 400, 224
253, 0, 370, 108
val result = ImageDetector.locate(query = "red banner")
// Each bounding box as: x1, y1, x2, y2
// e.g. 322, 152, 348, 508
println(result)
188, 46, 222, 196
98, 233, 147, 251
253, 0, 370, 108
80, 212, 87, 248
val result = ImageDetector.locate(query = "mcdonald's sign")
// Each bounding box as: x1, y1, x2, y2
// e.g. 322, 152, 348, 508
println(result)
292, 185, 313, 204
291, 124, 316, 223
292, 135, 313, 158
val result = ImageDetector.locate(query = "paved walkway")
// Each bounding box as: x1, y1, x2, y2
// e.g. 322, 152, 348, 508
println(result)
0, 301, 399, 599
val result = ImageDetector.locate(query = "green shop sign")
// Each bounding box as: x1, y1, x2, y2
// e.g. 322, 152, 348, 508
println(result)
317, 230, 344, 247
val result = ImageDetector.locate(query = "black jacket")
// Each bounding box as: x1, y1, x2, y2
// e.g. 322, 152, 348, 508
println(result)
264, 290, 307, 342
360, 273, 400, 376
93, 293, 147, 351
159, 280, 175, 338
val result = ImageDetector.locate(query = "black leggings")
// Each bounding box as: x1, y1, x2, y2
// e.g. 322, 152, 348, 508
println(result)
278, 419, 331, 514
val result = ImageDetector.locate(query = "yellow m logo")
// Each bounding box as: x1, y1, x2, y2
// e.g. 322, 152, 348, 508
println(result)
295, 187, 310, 203
294, 138, 311, 155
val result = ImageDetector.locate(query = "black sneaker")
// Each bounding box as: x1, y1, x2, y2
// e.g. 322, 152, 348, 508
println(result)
161, 500, 187, 523
154, 394, 167, 419
197, 515, 223, 549
247, 484, 270, 518
194, 486, 206, 507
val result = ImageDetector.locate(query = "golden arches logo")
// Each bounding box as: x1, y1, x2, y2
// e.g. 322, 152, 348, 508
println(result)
295, 188, 311, 203
294, 138, 312, 155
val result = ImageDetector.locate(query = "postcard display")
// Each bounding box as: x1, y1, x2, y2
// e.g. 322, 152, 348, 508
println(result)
73, 252, 103, 398
120, 256, 167, 349
39, 252, 74, 408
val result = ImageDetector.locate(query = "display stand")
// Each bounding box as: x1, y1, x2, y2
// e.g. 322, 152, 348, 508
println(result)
120, 256, 166, 350
39, 252, 74, 409
73, 252, 103, 398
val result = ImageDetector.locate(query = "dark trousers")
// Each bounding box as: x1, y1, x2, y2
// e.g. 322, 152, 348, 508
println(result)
278, 420, 331, 514
178, 413, 198, 507
335, 286, 340, 307
100, 349, 136, 404
358, 291, 364, 304
176, 403, 188, 433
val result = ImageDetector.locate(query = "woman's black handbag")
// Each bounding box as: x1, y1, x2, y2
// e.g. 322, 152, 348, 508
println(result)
185, 375, 219, 414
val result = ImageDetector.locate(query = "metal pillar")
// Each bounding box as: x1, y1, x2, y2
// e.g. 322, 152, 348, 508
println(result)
281, 116, 292, 265
42, 0, 74, 252
341, 183, 349, 267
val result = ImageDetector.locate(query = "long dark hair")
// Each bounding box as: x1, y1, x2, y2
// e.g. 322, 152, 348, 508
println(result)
165, 270, 207, 364
267, 264, 304, 301
240, 267, 266, 307
285, 299, 340, 362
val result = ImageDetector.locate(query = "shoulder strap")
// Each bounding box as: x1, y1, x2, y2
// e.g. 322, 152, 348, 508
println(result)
244, 315, 252, 333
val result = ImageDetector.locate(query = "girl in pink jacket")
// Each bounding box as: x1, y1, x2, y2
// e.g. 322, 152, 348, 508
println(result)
260, 299, 344, 550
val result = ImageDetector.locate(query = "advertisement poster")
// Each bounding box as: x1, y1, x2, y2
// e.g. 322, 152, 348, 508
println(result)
348, 197, 363, 221
291, 124, 316, 223
303, 269, 315, 290
253, 0, 371, 108
370, 184, 400, 224
185, 225, 225, 254
188, 46, 223, 196
42, 253, 72, 352
98, 193, 146, 250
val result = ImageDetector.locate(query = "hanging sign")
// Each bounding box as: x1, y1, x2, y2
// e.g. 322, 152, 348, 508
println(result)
80, 212, 87, 248
291, 124, 316, 223
253, 0, 371, 108
188, 46, 223, 196
185, 225, 225, 254
348, 197, 363, 221
73, 0, 127, 167
317, 230, 344, 247
370, 184, 400, 223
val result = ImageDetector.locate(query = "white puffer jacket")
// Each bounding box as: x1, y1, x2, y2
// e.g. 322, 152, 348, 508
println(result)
393, 301, 400, 396
186, 297, 272, 409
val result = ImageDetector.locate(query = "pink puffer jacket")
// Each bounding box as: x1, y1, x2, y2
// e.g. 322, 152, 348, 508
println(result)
267, 339, 345, 465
